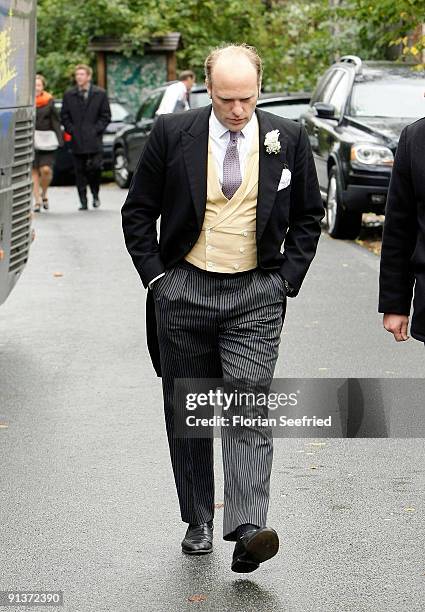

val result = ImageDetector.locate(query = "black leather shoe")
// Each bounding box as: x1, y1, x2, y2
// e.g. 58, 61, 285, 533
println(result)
92, 197, 100, 208
231, 526, 279, 573
181, 520, 213, 555
78, 203, 88, 210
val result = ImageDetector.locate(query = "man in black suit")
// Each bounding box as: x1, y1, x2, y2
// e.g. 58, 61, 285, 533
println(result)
379, 116, 425, 344
61, 64, 111, 210
121, 44, 324, 572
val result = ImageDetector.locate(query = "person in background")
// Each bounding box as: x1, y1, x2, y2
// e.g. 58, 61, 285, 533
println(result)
32, 74, 64, 212
60, 64, 111, 210
156, 70, 196, 115
379, 115, 425, 345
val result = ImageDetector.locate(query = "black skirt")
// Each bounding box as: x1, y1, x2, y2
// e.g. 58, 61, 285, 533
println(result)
33, 149, 56, 169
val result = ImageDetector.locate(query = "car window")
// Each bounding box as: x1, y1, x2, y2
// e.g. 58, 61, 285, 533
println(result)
327, 72, 350, 117
258, 101, 310, 121
310, 72, 331, 105
321, 70, 345, 104
311, 70, 340, 104
349, 78, 425, 118
189, 91, 210, 109
136, 92, 163, 121
110, 102, 130, 122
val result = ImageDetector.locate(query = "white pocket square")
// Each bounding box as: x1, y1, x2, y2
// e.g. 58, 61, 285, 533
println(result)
277, 168, 291, 191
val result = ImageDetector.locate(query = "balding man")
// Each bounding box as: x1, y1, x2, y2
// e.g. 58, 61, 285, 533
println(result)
121, 44, 324, 572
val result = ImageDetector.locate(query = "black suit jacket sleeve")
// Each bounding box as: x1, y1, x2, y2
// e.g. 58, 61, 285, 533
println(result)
95, 93, 111, 134
279, 125, 324, 294
121, 115, 166, 288
60, 92, 73, 135
378, 126, 417, 315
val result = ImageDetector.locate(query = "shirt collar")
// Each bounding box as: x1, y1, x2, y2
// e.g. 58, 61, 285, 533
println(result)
209, 107, 257, 140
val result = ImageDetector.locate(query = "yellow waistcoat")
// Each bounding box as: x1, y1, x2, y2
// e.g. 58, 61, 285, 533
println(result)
184, 125, 259, 272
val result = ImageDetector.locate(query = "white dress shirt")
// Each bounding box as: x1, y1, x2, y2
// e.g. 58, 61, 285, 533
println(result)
208, 108, 258, 185
149, 108, 258, 288
156, 81, 189, 115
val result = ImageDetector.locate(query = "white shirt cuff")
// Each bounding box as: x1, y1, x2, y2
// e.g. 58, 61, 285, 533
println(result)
148, 272, 166, 289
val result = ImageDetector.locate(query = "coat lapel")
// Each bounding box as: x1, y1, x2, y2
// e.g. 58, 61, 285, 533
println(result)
181, 105, 212, 230
71, 85, 97, 112
255, 108, 287, 241
84, 85, 97, 111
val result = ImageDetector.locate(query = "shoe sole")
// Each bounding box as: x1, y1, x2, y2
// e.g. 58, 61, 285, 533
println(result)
231, 528, 279, 573
182, 546, 213, 555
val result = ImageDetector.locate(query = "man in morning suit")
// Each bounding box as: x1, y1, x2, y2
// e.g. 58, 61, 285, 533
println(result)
121, 44, 324, 573
379, 115, 425, 344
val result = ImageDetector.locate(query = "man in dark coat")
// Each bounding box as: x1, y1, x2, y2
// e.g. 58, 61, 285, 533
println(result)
121, 44, 324, 572
61, 64, 111, 210
379, 116, 425, 343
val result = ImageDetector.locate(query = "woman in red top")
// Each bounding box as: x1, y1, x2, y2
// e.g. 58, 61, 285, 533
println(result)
33, 74, 64, 212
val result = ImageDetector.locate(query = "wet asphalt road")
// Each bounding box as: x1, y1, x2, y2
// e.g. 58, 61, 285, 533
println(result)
0, 184, 424, 611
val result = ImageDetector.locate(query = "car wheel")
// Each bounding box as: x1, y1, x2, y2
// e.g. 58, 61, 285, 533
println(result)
114, 147, 131, 189
326, 168, 362, 240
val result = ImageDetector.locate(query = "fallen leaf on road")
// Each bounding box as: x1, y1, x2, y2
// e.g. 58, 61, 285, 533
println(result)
53, 272, 63, 277
356, 238, 382, 256
0, 422, 8, 428
214, 502, 224, 509
404, 507, 416, 512
188, 594, 207, 603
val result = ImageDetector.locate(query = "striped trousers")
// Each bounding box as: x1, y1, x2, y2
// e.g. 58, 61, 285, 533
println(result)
153, 260, 286, 541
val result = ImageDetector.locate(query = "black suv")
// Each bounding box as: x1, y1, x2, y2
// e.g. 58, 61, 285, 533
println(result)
301, 56, 425, 239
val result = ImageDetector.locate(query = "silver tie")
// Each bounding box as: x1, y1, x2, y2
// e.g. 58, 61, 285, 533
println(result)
222, 130, 242, 199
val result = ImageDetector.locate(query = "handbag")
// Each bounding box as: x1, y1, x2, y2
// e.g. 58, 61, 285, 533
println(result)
34, 129, 59, 151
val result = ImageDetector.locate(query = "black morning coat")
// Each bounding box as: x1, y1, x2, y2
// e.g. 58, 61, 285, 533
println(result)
379, 116, 425, 342
121, 104, 325, 376
60, 84, 111, 154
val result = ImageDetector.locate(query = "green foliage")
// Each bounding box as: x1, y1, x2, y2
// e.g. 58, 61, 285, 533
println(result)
36, 0, 425, 97
347, 0, 425, 62
37, 0, 132, 94
253, 1, 361, 92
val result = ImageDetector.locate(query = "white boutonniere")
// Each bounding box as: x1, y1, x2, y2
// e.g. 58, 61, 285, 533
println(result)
264, 129, 281, 155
